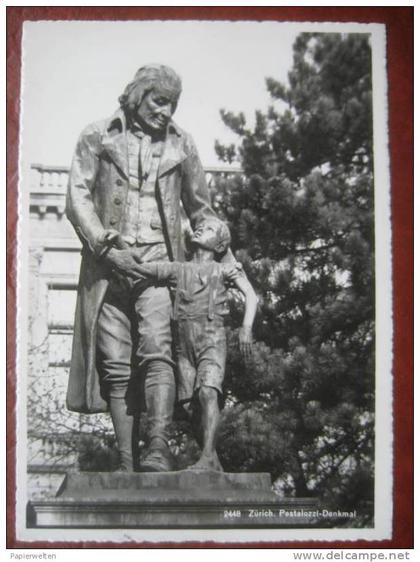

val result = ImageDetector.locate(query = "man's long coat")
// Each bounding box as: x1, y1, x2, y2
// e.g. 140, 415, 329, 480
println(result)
65, 110, 215, 413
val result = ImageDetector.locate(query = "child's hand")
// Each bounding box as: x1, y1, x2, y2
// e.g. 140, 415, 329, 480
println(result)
239, 326, 253, 360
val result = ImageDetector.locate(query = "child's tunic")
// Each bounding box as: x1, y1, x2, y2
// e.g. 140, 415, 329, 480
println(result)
143, 261, 243, 403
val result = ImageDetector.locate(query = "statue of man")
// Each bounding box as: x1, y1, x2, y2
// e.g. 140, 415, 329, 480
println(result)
65, 64, 221, 472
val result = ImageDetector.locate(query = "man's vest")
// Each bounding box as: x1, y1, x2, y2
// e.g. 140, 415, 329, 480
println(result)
120, 128, 166, 245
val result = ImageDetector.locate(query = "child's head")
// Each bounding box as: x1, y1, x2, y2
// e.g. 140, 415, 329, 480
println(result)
191, 218, 231, 255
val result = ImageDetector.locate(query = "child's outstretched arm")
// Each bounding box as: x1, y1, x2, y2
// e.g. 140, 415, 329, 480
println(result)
232, 275, 258, 359
128, 258, 159, 280
130, 254, 179, 286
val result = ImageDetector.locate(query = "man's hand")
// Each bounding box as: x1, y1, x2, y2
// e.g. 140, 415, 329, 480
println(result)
98, 229, 130, 252
104, 248, 145, 280
239, 325, 253, 360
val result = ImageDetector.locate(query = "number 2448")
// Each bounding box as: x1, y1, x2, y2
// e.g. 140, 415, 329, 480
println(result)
224, 510, 241, 518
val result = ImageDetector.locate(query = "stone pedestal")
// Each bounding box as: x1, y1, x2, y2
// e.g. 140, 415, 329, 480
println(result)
28, 471, 319, 528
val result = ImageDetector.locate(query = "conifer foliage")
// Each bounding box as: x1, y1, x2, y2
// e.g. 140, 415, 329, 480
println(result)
214, 33, 375, 522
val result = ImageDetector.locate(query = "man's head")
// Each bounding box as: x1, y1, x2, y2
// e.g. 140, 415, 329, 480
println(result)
191, 219, 231, 256
119, 64, 182, 133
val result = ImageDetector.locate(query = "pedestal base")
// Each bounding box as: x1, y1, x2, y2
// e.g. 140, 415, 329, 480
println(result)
28, 471, 319, 528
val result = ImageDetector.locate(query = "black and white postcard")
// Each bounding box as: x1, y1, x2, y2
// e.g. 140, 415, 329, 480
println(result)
14, 17, 395, 545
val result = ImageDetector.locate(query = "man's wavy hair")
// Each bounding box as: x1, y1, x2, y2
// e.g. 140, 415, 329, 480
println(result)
119, 64, 182, 115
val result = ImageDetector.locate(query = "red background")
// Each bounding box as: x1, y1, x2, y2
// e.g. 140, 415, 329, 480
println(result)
6, 6, 414, 549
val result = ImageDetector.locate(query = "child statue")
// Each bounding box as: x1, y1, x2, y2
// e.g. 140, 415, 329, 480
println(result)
132, 218, 258, 471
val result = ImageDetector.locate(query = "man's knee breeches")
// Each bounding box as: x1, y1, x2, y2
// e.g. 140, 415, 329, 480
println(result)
96, 283, 175, 399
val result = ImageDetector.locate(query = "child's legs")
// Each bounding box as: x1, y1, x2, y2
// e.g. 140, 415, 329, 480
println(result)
197, 385, 220, 456
189, 384, 223, 471
177, 318, 225, 469
193, 320, 226, 466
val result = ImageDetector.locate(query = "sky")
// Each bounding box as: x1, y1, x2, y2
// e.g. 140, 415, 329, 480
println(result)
20, 20, 300, 170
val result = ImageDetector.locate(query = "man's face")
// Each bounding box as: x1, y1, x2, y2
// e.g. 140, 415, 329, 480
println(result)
191, 222, 220, 251
135, 87, 177, 132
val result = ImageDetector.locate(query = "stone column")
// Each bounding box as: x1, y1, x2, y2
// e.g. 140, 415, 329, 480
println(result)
28, 246, 49, 354
27, 246, 50, 478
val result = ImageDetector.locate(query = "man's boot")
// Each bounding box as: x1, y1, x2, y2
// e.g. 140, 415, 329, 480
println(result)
139, 384, 175, 472
139, 436, 174, 472
109, 396, 134, 472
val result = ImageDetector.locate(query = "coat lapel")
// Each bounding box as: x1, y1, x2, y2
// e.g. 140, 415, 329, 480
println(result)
101, 132, 129, 179
101, 115, 187, 181
158, 125, 187, 178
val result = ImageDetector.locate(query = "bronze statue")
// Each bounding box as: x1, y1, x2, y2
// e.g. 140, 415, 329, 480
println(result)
65, 65, 233, 472
129, 218, 258, 471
